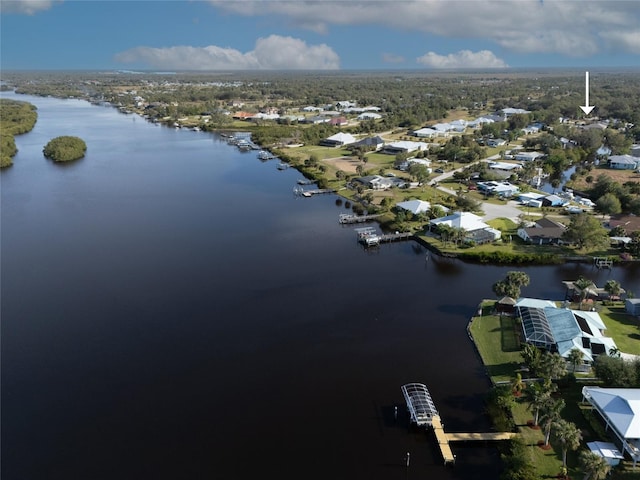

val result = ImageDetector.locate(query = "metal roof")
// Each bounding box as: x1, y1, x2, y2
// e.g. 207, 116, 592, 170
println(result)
401, 383, 438, 426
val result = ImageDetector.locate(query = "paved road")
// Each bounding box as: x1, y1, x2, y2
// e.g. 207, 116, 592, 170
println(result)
430, 155, 525, 223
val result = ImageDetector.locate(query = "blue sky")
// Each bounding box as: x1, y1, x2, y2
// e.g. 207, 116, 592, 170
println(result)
1, 0, 640, 71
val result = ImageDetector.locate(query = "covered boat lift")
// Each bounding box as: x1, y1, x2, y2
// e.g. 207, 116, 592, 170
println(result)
401, 383, 438, 427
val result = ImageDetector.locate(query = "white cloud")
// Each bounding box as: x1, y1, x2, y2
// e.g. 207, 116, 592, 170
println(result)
0, 0, 58, 14
600, 31, 640, 54
417, 50, 508, 69
208, 0, 640, 58
114, 35, 340, 70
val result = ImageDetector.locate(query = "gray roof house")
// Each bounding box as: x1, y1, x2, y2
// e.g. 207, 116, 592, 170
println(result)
609, 155, 640, 170
515, 298, 617, 363
517, 218, 566, 245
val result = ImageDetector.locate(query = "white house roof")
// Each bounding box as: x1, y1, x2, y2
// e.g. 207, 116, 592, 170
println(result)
386, 141, 429, 152
429, 211, 489, 231
413, 127, 437, 136
583, 387, 640, 439
325, 132, 356, 144
396, 199, 431, 215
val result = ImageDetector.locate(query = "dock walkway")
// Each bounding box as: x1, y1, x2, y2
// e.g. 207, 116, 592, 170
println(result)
339, 213, 381, 224
432, 416, 456, 466
401, 383, 515, 467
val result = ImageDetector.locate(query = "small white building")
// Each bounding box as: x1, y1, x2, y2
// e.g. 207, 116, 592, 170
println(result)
609, 154, 640, 170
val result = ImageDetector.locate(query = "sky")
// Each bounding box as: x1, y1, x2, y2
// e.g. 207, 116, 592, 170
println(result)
1, 0, 640, 71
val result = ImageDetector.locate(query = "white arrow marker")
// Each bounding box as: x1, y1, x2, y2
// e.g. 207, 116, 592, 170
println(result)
580, 71, 595, 115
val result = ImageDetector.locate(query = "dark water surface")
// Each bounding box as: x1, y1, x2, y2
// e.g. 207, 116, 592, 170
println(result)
2, 92, 638, 480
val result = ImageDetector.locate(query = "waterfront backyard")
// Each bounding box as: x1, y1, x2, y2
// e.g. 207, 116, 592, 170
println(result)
470, 300, 640, 479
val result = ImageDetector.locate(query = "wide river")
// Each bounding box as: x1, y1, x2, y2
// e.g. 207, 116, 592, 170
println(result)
2, 92, 638, 480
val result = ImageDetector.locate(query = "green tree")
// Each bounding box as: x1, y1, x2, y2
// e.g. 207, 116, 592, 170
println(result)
540, 397, 565, 446
562, 213, 609, 250
552, 419, 582, 468
567, 348, 584, 373
604, 279, 622, 300
492, 271, 530, 299
595, 193, 622, 217
579, 450, 610, 480
521, 344, 543, 377
524, 382, 551, 427
539, 352, 568, 387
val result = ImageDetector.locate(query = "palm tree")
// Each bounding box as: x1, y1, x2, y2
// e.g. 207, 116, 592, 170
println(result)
524, 382, 551, 427
511, 372, 526, 397
540, 397, 565, 446
553, 419, 582, 468
604, 279, 622, 300
573, 276, 595, 310
539, 352, 568, 387
579, 450, 611, 480
567, 348, 584, 373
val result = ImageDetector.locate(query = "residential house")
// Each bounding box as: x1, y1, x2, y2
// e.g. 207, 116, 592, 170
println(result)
353, 175, 405, 190
320, 132, 357, 147
396, 199, 431, 215
412, 127, 438, 139
428, 211, 501, 244
477, 181, 519, 197
304, 115, 330, 124
609, 154, 640, 170
488, 161, 522, 172
350, 135, 385, 151
608, 214, 640, 234
329, 116, 348, 126
486, 138, 507, 147
514, 151, 545, 162
501, 107, 531, 119
541, 194, 568, 207
232, 111, 255, 120
581, 387, 640, 467
382, 141, 429, 155
517, 218, 566, 245
357, 112, 382, 121
516, 298, 617, 364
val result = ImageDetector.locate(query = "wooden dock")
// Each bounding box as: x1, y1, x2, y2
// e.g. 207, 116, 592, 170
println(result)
339, 213, 381, 224
432, 416, 456, 466
355, 227, 413, 246
300, 188, 337, 197
431, 415, 516, 466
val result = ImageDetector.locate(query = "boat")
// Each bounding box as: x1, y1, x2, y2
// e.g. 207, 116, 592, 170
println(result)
277, 162, 289, 170
258, 150, 276, 160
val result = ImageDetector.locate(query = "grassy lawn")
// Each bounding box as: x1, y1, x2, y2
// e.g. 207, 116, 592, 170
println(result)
599, 305, 640, 355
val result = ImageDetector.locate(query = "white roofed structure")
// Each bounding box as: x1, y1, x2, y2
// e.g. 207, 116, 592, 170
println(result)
396, 199, 431, 215
583, 387, 640, 466
401, 383, 438, 427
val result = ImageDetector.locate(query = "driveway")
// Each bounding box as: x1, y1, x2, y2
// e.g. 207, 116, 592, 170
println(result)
430, 156, 526, 224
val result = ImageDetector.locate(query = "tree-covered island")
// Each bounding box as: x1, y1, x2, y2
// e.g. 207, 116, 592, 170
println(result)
43, 135, 87, 162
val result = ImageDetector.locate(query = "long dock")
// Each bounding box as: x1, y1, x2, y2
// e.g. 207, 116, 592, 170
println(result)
300, 188, 336, 197
339, 213, 381, 224
401, 383, 515, 467
432, 416, 456, 466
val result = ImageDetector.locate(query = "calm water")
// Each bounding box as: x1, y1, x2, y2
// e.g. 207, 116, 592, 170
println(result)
2, 92, 638, 480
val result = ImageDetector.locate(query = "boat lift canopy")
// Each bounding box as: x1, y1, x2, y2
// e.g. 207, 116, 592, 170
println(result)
401, 383, 438, 427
